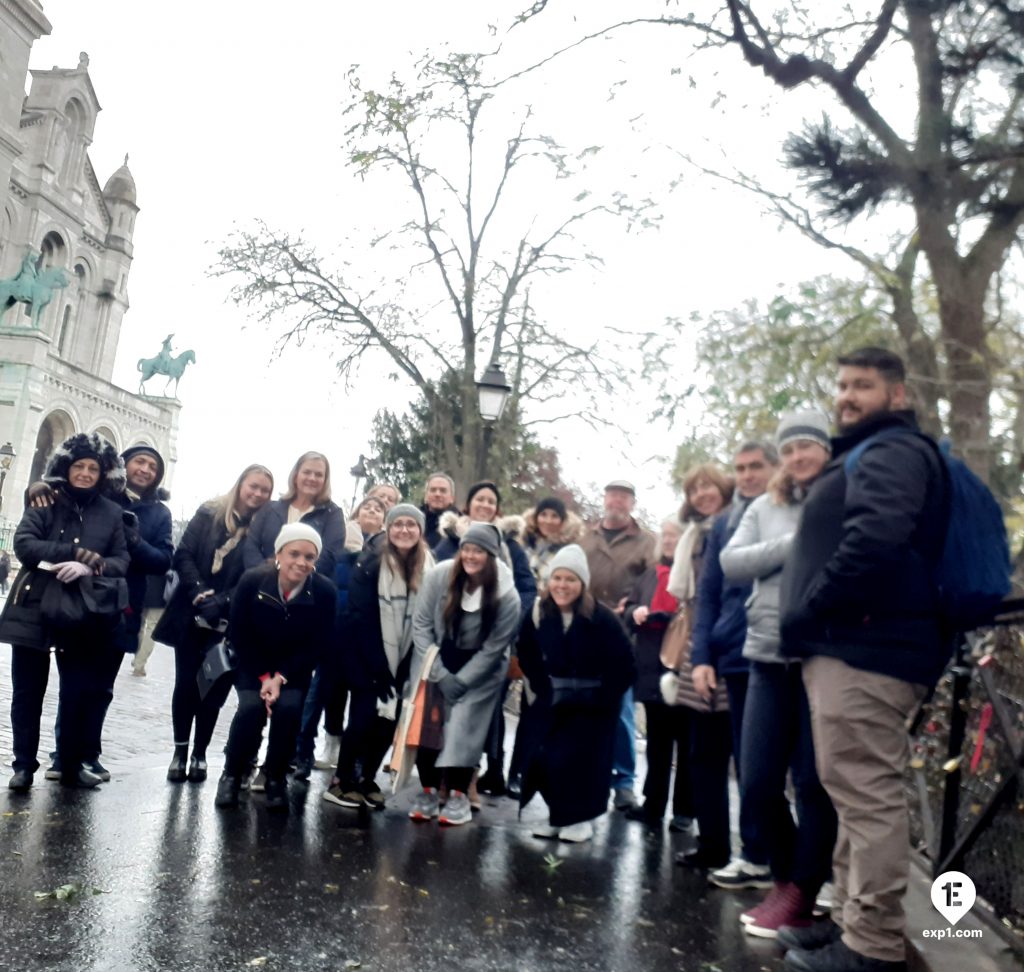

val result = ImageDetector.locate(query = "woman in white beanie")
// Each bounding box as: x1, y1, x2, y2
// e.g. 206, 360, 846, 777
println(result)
405, 522, 522, 826
214, 523, 336, 812
515, 544, 636, 843
718, 409, 837, 938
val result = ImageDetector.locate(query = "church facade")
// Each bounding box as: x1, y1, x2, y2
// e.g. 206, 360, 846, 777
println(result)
0, 0, 179, 519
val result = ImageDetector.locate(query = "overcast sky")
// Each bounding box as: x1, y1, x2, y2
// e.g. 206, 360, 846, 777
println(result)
25, 0, 899, 521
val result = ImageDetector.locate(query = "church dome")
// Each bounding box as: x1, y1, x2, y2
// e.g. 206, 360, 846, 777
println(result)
103, 156, 136, 204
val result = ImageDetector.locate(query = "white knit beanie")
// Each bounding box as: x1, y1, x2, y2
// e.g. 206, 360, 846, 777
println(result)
548, 543, 591, 588
274, 522, 323, 556
775, 409, 832, 452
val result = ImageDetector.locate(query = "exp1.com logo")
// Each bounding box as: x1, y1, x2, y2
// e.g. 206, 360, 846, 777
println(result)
923, 871, 983, 940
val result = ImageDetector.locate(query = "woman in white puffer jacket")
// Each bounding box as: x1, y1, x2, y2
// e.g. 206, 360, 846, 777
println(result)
718, 410, 838, 940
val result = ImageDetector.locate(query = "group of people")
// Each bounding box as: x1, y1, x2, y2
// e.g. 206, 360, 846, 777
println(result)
0, 345, 968, 972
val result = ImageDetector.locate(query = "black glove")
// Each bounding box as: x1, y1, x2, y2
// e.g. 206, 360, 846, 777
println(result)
195, 594, 226, 624
27, 481, 56, 509
438, 673, 466, 704
122, 511, 140, 548
73, 547, 104, 572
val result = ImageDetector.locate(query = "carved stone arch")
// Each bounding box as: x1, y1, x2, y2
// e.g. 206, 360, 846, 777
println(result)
39, 228, 68, 269
29, 407, 79, 484
89, 423, 122, 453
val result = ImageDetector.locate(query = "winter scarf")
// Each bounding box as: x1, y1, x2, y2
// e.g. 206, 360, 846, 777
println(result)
378, 550, 435, 677
667, 517, 713, 602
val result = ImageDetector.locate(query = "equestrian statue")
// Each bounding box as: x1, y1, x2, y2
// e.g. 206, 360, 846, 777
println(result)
0, 249, 69, 329
138, 333, 196, 397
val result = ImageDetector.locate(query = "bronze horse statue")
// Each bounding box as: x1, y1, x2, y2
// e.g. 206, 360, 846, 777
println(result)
138, 349, 196, 397
0, 265, 69, 329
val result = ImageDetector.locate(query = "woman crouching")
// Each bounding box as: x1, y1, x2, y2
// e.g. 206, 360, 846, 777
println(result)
215, 523, 335, 812
516, 545, 636, 843
407, 523, 521, 826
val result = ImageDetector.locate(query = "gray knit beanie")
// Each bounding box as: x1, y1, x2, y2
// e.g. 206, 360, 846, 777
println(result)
775, 410, 832, 452
548, 544, 591, 588
386, 503, 425, 532
461, 522, 502, 557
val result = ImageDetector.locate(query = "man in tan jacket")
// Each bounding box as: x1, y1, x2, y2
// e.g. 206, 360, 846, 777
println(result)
580, 480, 657, 809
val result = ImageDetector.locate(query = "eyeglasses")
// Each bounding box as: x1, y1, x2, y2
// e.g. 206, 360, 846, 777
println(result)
389, 522, 420, 532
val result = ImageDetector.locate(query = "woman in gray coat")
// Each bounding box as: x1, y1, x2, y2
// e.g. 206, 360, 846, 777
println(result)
719, 410, 838, 940
407, 522, 521, 827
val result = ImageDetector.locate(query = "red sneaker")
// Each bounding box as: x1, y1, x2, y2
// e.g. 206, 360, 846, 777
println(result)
743, 881, 815, 939
740, 881, 785, 926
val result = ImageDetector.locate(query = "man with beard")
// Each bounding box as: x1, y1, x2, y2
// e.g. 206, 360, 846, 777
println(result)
580, 480, 656, 810
778, 348, 950, 972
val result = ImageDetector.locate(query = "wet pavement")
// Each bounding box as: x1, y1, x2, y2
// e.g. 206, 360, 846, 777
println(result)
0, 638, 788, 972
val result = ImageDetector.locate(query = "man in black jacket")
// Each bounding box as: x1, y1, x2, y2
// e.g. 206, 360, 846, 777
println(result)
419, 472, 460, 550
778, 348, 949, 972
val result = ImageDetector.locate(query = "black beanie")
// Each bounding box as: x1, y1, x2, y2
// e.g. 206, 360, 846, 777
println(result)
465, 480, 501, 512
536, 496, 567, 521
121, 445, 166, 489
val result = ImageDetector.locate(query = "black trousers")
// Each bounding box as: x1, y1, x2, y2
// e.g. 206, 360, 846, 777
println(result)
171, 633, 234, 758
10, 644, 52, 774
334, 688, 396, 789
687, 708, 733, 863
415, 747, 473, 792
223, 683, 304, 781
641, 701, 694, 820
482, 679, 510, 772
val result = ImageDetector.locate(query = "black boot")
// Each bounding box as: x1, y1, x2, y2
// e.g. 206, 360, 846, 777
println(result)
187, 756, 208, 783
167, 744, 188, 783
8, 770, 32, 792
214, 773, 240, 808
61, 763, 102, 788
478, 766, 507, 796
264, 777, 289, 813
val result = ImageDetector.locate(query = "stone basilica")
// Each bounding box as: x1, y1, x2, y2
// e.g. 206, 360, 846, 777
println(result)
0, 0, 179, 516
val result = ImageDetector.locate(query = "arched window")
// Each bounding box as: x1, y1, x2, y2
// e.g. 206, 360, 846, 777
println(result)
40, 231, 67, 269
29, 409, 77, 484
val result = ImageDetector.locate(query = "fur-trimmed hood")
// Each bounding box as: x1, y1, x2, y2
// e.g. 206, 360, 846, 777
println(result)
438, 511, 526, 545
43, 432, 126, 498
522, 508, 586, 548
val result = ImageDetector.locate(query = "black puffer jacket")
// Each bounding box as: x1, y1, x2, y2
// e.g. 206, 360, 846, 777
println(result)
241, 498, 346, 576
115, 488, 173, 652
4, 489, 129, 650
779, 410, 950, 686
228, 563, 336, 689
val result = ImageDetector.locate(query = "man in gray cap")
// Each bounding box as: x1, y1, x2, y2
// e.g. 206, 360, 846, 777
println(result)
580, 479, 657, 810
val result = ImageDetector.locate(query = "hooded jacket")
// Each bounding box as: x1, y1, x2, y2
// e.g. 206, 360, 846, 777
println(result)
521, 507, 587, 588
779, 410, 949, 686
114, 452, 173, 651
3, 434, 129, 650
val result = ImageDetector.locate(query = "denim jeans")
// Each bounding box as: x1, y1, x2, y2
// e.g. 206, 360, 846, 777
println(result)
610, 688, 636, 791
739, 661, 836, 892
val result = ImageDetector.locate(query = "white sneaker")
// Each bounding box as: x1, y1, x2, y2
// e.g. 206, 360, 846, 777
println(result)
439, 790, 472, 826
314, 734, 341, 771
408, 787, 439, 821
558, 820, 594, 843
532, 820, 560, 839
814, 881, 835, 915
708, 858, 773, 890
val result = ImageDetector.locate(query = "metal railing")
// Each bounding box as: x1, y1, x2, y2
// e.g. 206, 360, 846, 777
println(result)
906, 603, 1024, 943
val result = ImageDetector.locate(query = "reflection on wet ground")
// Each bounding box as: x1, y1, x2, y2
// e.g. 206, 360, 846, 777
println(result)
0, 642, 782, 972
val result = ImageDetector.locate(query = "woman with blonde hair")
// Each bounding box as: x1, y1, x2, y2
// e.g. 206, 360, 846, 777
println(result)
154, 463, 274, 782
242, 451, 346, 575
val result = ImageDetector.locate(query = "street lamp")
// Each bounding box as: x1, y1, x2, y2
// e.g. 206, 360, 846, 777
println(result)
350, 453, 375, 510
476, 363, 512, 422
0, 442, 15, 515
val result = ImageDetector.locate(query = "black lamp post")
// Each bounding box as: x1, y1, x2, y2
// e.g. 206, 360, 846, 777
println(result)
476, 363, 511, 422
0, 442, 15, 515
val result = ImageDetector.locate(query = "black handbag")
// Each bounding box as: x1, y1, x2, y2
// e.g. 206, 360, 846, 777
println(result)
40, 575, 128, 629
196, 640, 237, 700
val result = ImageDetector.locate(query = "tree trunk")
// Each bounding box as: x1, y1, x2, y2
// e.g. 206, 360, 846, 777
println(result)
931, 264, 992, 479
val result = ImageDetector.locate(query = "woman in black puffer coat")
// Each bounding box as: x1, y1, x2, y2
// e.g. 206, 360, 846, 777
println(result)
1, 433, 128, 791
153, 463, 274, 783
